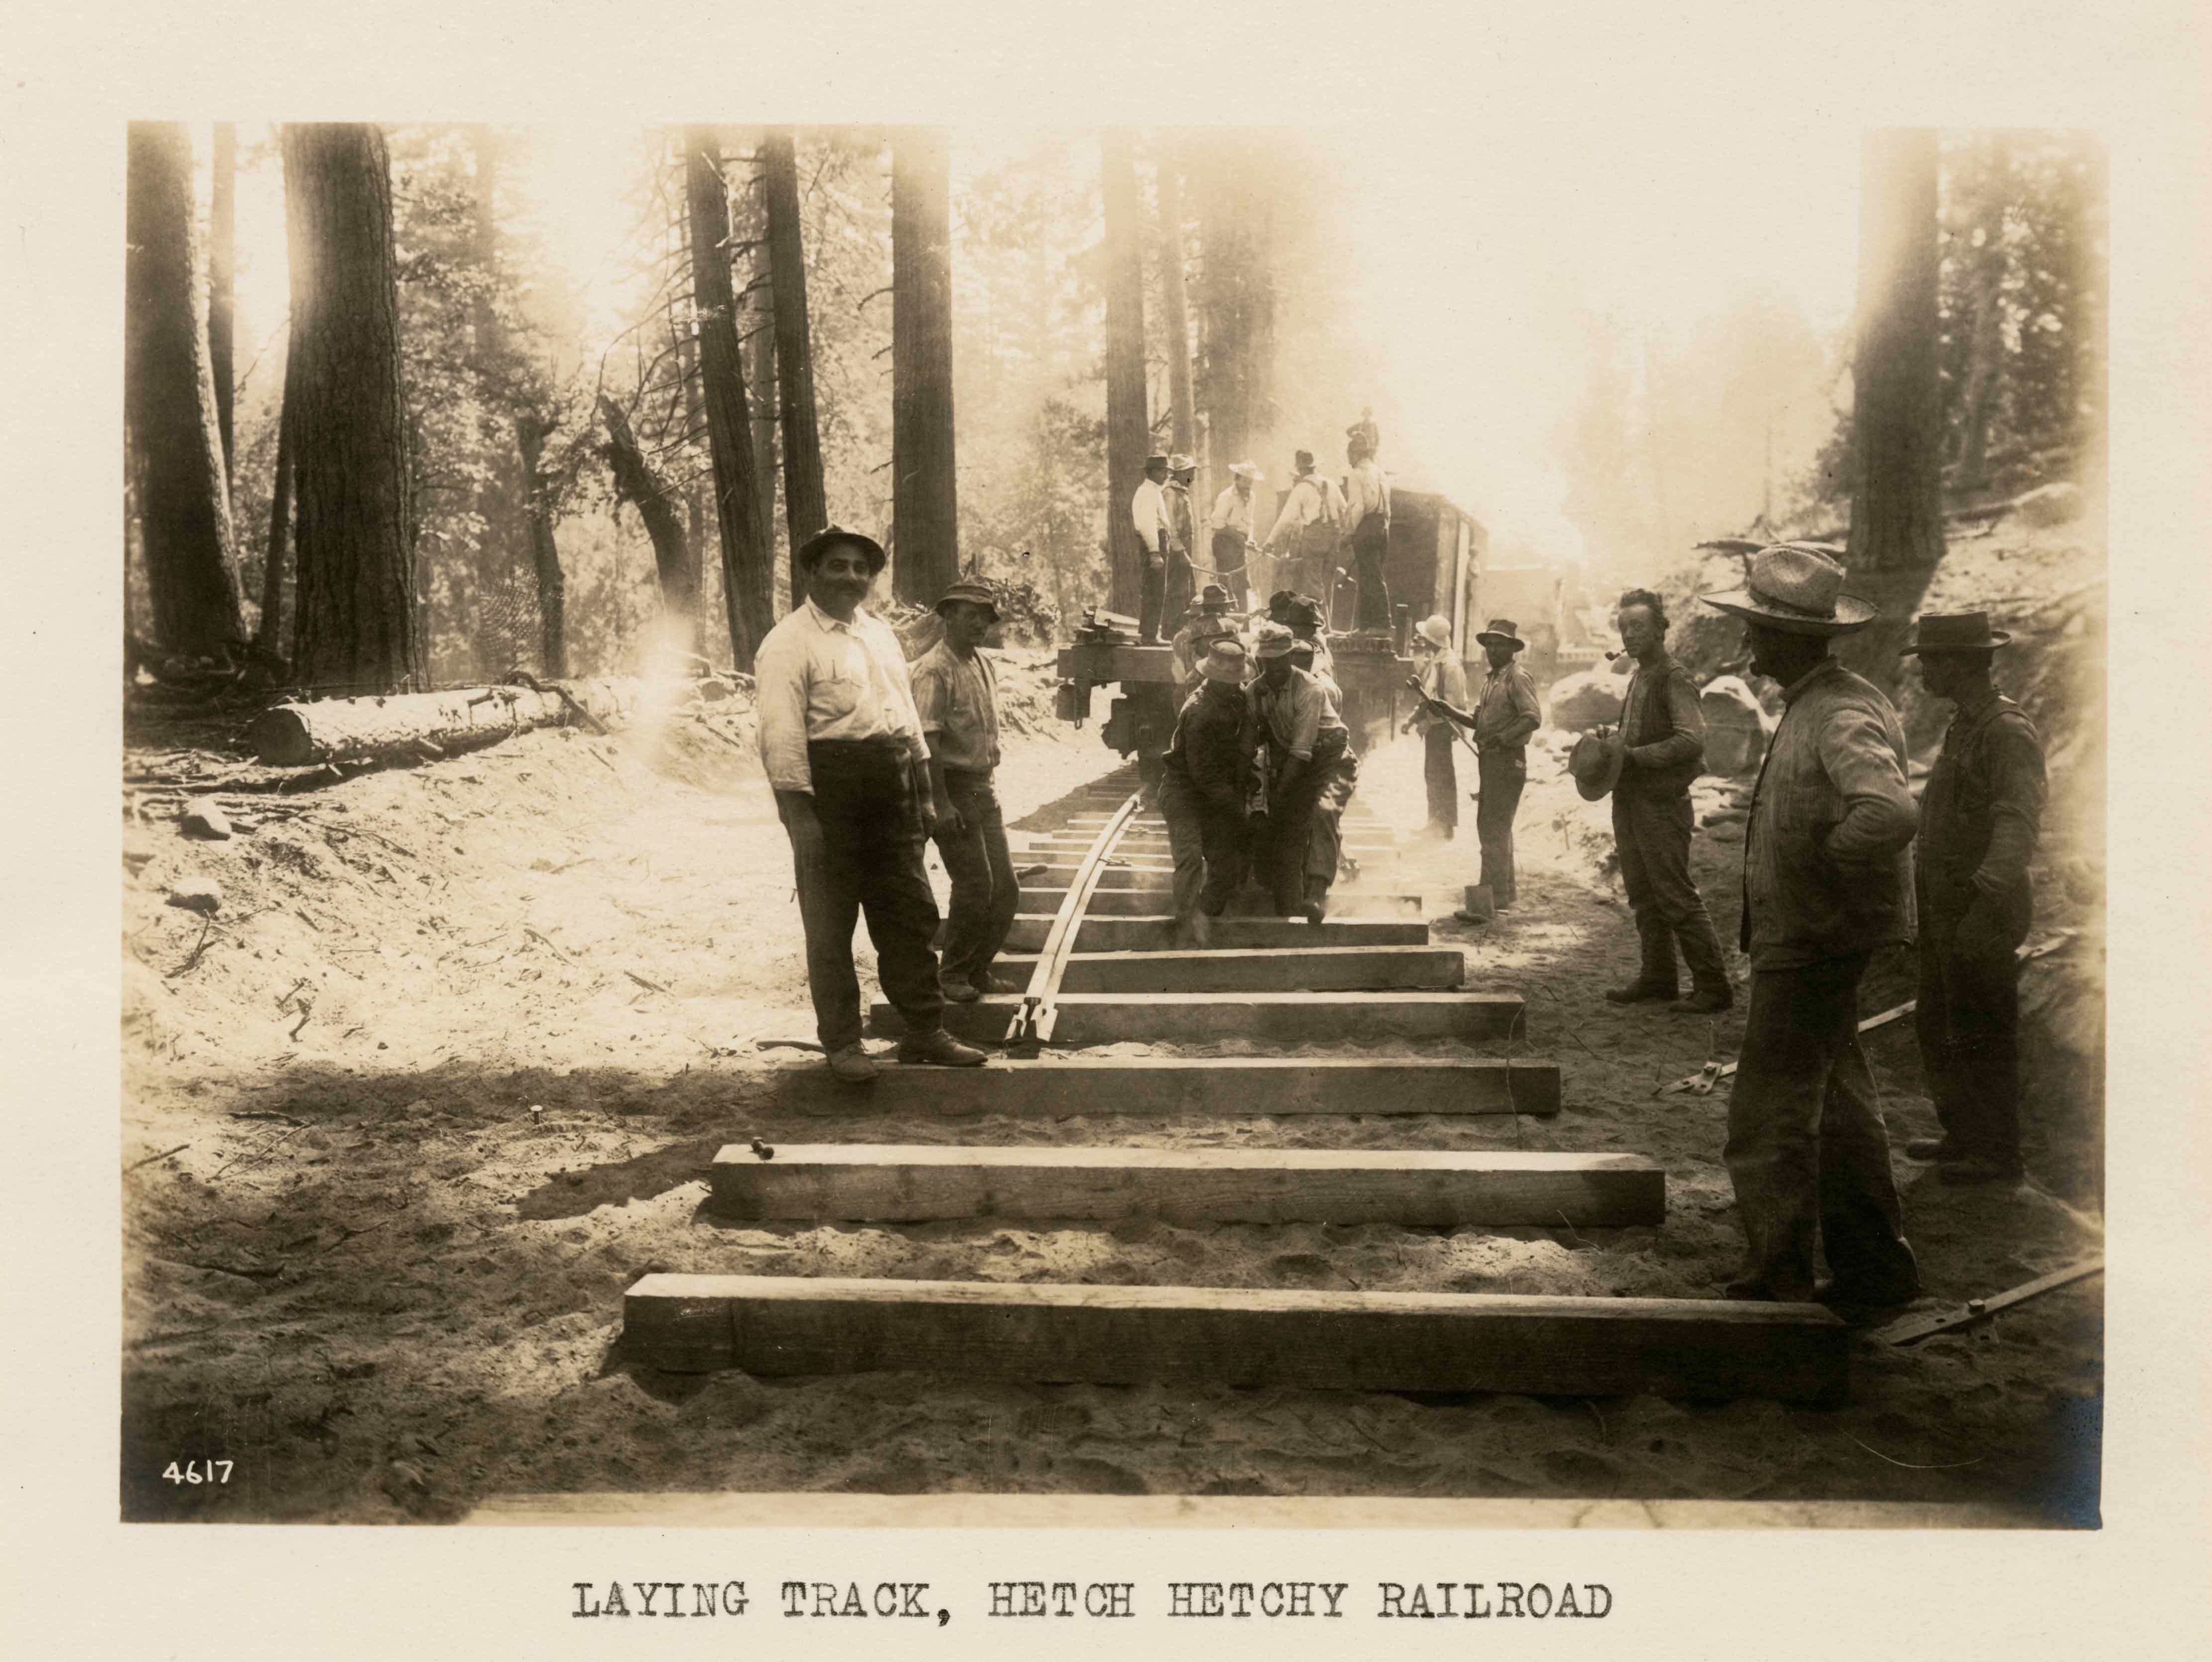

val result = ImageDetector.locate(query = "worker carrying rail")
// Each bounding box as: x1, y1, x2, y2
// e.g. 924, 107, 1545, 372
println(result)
1250, 622, 1358, 924
1157, 637, 1256, 948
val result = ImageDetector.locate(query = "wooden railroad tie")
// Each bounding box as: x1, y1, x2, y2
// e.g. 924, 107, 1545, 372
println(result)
1019, 887, 1426, 918
1003, 914, 1432, 953
993, 944, 1465, 995
625, 1275, 1849, 1403
873, 990, 1525, 1045
706, 1145, 1660, 1226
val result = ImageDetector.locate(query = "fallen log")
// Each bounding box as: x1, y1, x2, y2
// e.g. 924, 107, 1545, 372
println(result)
244, 678, 641, 767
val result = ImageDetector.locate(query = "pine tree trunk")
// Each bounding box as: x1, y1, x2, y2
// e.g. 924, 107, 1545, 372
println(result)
1192, 137, 1275, 490
684, 127, 774, 668
470, 126, 535, 672
598, 393, 698, 634
761, 129, 828, 590
1102, 130, 1149, 620
1846, 129, 1946, 574
671, 207, 710, 639
890, 127, 960, 604
126, 121, 247, 657
281, 122, 418, 692
209, 121, 237, 479
516, 416, 568, 677
256, 340, 296, 660
1155, 143, 1197, 457
1954, 138, 2010, 493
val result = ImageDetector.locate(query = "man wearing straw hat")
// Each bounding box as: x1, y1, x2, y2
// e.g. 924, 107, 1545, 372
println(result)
1700, 543, 1920, 1312
1210, 461, 1265, 609
1251, 621, 1358, 923
1158, 636, 1257, 948
913, 579, 1019, 1005
755, 527, 988, 1084
1163, 454, 1200, 623
1899, 611, 2046, 1187
1401, 614, 1472, 842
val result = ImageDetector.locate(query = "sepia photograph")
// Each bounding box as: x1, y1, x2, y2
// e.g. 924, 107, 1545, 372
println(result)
111, 114, 2113, 1530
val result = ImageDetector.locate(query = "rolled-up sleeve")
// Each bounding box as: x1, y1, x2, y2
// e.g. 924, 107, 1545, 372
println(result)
754, 629, 813, 793
1627, 671, 1704, 770
1820, 708, 1918, 860
910, 657, 948, 737
1975, 718, 2047, 894
1284, 682, 1323, 760
1499, 666, 1541, 746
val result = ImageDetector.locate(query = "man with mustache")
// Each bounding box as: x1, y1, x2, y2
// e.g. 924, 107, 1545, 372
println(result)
754, 526, 987, 1084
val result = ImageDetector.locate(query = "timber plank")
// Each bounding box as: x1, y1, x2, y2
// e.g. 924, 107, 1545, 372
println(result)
870, 990, 1524, 1043
1019, 887, 1427, 918
707, 1145, 1659, 1225
762, 1055, 1560, 1117
624, 1275, 1850, 1402
994, 944, 1464, 993
1004, 914, 1431, 952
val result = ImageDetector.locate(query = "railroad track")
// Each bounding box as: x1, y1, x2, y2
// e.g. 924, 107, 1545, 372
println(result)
622, 767, 1849, 1408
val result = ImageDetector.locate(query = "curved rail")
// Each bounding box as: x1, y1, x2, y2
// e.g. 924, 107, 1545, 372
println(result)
1003, 791, 1141, 1051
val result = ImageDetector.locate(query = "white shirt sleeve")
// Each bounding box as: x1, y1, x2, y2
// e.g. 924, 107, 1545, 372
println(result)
754, 623, 813, 793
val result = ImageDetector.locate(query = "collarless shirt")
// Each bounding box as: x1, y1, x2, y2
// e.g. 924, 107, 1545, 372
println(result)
1211, 486, 1257, 536
753, 597, 928, 793
910, 638, 1002, 773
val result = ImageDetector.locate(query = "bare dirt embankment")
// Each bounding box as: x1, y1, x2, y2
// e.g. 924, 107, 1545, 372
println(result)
120, 616, 2102, 1525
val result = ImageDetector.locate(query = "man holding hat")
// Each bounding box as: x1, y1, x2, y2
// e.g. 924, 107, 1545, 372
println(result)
1700, 543, 1920, 1311
1602, 588, 1733, 1008
1163, 455, 1200, 623
1158, 636, 1256, 947
1401, 615, 1472, 842
1900, 611, 2046, 1186
913, 578, 1020, 1005
1131, 454, 1175, 645
1251, 621, 1358, 923
755, 527, 987, 1082
1170, 583, 1241, 696
1265, 448, 1347, 604
1210, 462, 1264, 609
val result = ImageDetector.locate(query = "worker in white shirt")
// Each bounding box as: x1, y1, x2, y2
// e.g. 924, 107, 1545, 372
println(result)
754, 526, 988, 1083
1342, 429, 1393, 630
1210, 461, 1264, 611
1130, 453, 1174, 644
1265, 448, 1346, 606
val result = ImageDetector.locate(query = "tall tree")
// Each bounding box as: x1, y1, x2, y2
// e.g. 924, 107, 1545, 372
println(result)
125, 121, 247, 657
282, 122, 418, 691
516, 416, 568, 677
761, 129, 828, 587
1846, 129, 1946, 573
890, 126, 960, 603
684, 127, 774, 667
1154, 141, 1197, 457
1191, 136, 1277, 487
208, 121, 237, 479
1101, 130, 1149, 618
468, 127, 539, 670
256, 342, 296, 659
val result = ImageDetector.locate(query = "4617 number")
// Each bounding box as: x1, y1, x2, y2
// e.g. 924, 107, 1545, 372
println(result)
161, 1460, 233, 1485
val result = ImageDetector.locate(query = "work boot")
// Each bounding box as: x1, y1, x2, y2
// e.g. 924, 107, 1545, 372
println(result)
1675, 985, 1734, 1015
939, 971, 981, 1003
1187, 910, 1213, 948
896, 1028, 988, 1067
1609, 918, 1676, 1003
1605, 979, 1676, 1005
972, 970, 1020, 995
825, 1044, 880, 1085
1938, 1155, 2024, 1187
1903, 1137, 1958, 1163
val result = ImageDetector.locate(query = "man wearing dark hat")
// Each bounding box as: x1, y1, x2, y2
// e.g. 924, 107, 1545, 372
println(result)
755, 527, 987, 1083
1700, 543, 1920, 1312
1900, 612, 2046, 1186
1131, 453, 1174, 645
1158, 637, 1256, 947
1163, 454, 1200, 623
1341, 430, 1392, 630
1602, 589, 1733, 1008
1264, 448, 1347, 604
1280, 592, 1335, 684
1251, 621, 1358, 923
1170, 583, 1240, 696
913, 579, 1020, 1005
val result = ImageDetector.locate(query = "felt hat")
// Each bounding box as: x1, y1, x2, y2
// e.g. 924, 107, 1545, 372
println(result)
1199, 638, 1249, 682
1700, 542, 1877, 634
1167, 452, 1198, 474
1294, 448, 1317, 473
1416, 615, 1452, 650
1144, 452, 1170, 470
1228, 461, 1264, 482
1898, 611, 2012, 655
1283, 596, 1325, 630
1253, 622, 1297, 659
795, 524, 887, 574
1474, 617, 1525, 649
1191, 583, 1233, 611
1567, 730, 1624, 802
933, 580, 1000, 622
1266, 589, 1299, 621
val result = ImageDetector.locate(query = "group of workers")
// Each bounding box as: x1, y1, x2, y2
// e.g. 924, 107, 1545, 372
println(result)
1131, 415, 1397, 643
758, 520, 2050, 1323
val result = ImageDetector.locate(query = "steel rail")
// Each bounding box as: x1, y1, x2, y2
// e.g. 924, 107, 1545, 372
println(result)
1004, 791, 1141, 1051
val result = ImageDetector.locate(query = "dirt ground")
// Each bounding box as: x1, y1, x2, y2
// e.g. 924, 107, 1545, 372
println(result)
119, 643, 2104, 1526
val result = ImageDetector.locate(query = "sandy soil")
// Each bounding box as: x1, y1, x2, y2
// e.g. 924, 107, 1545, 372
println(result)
119, 649, 2103, 1525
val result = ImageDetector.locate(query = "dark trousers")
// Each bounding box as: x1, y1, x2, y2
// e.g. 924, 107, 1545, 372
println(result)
1422, 724, 1460, 834
1612, 789, 1730, 996
1269, 735, 1358, 912
932, 767, 1019, 985
1724, 951, 1919, 1302
783, 739, 944, 1050
1914, 902, 2025, 1166
1350, 520, 1391, 630
1137, 554, 1166, 643
1164, 544, 1196, 626
1476, 746, 1528, 903
1158, 771, 1247, 918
